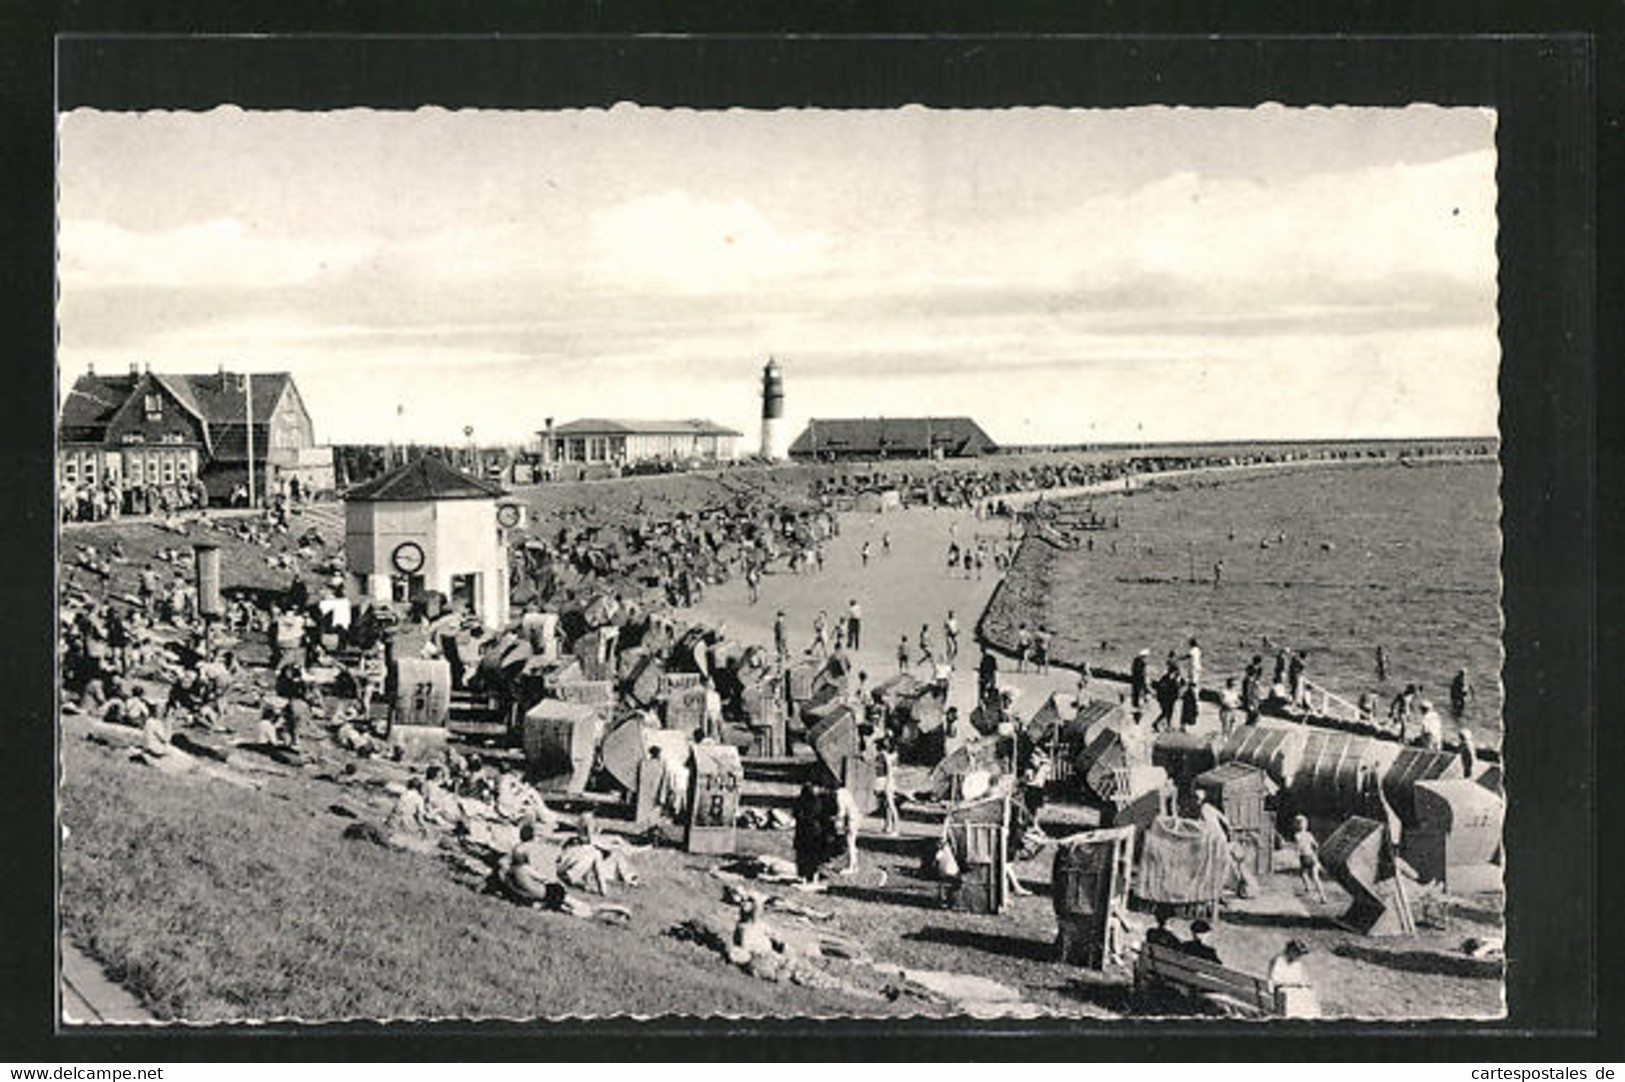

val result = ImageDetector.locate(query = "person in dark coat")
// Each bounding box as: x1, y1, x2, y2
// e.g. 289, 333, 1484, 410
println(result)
1145, 905, 1183, 950
977, 650, 999, 709
792, 784, 826, 883
1182, 919, 1222, 964
1179, 683, 1200, 730
1153, 659, 1183, 731
1242, 657, 1265, 726
1130, 648, 1150, 714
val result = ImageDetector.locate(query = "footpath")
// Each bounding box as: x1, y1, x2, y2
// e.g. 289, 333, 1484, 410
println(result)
60, 937, 153, 1024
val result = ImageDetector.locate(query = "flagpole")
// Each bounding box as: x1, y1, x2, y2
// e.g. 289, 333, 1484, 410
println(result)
245, 373, 256, 510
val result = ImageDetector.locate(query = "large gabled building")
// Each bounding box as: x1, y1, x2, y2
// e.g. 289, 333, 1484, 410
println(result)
788, 416, 997, 461
58, 365, 333, 505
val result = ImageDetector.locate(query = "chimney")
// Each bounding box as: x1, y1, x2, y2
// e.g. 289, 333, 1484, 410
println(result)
86, 362, 94, 376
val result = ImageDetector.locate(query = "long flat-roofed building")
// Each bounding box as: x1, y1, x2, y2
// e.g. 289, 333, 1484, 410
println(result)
788, 416, 997, 461
544, 418, 742, 466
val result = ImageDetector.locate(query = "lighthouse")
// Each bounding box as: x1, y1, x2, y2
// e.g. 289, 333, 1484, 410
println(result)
759, 357, 787, 461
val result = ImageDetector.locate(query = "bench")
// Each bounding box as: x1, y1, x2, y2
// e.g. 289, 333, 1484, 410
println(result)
1133, 941, 1280, 1018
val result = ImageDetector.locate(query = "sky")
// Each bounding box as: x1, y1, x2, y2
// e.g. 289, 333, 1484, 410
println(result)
56, 104, 1500, 447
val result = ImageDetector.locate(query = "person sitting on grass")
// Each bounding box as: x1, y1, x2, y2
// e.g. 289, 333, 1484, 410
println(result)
557, 813, 641, 895
503, 845, 553, 904
141, 703, 174, 759
387, 777, 432, 840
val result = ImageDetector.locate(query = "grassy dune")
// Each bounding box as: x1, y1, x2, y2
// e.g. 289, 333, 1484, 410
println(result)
59, 726, 891, 1021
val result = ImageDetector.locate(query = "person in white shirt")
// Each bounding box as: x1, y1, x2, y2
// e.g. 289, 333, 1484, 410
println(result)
318, 588, 352, 640
1186, 638, 1203, 691
1418, 700, 1444, 750
1267, 939, 1321, 1018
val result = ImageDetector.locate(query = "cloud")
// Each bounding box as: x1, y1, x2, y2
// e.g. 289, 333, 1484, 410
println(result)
587, 192, 830, 293
58, 218, 376, 291
55, 107, 1500, 444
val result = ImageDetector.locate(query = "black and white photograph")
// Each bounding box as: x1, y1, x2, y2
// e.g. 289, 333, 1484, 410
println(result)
49, 39, 1550, 1032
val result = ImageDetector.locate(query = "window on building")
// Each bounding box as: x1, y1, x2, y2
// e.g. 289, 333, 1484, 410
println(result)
147, 454, 161, 483
128, 456, 143, 486
144, 393, 162, 420
83, 456, 97, 485
177, 455, 191, 480
62, 460, 77, 484
120, 433, 145, 444
162, 456, 175, 485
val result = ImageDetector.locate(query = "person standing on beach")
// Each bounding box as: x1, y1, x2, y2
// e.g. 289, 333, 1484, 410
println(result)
1288, 650, 1308, 709
897, 634, 912, 675
1375, 644, 1389, 683
978, 650, 999, 708
773, 611, 788, 662
1186, 638, 1203, 691
1153, 657, 1183, 731
1130, 648, 1151, 717
916, 624, 936, 671
1273, 647, 1289, 688
882, 532, 892, 555
811, 611, 830, 658
1417, 699, 1444, 750
944, 610, 960, 663
860, 540, 871, 568
1450, 669, 1474, 720
878, 739, 900, 837
1179, 681, 1200, 731
1219, 677, 1242, 737
1291, 816, 1329, 904
1242, 657, 1265, 726
846, 599, 862, 650
1212, 560, 1224, 587
1033, 626, 1051, 674
1457, 727, 1479, 777
1389, 684, 1417, 742
1016, 624, 1033, 673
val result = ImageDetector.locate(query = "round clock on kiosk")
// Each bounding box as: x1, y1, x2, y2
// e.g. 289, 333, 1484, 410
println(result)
391, 541, 426, 576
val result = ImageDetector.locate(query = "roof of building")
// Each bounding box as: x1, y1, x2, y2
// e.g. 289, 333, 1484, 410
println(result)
59, 370, 298, 456
551, 418, 744, 438
788, 417, 997, 457
344, 454, 508, 502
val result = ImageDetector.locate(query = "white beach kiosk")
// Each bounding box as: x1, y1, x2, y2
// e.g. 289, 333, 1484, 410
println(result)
344, 456, 513, 630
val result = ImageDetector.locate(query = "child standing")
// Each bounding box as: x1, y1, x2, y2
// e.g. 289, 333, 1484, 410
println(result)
1292, 814, 1329, 903
879, 740, 900, 837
